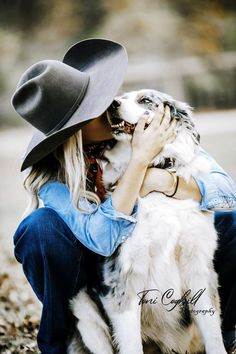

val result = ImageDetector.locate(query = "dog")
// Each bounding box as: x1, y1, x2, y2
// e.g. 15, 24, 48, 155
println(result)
68, 89, 227, 354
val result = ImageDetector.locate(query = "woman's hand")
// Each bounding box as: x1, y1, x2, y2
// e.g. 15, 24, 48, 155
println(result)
131, 103, 176, 167
112, 103, 177, 216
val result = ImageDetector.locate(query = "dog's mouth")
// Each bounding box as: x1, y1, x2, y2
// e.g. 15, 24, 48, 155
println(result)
107, 99, 176, 136
110, 119, 136, 135
107, 112, 136, 135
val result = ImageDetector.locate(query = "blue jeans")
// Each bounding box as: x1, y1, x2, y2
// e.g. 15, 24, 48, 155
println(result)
13, 208, 236, 353
13, 208, 93, 354
214, 211, 236, 343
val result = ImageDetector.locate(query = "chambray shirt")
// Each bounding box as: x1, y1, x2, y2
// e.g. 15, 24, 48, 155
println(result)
193, 147, 236, 210
39, 182, 138, 257
38, 148, 236, 256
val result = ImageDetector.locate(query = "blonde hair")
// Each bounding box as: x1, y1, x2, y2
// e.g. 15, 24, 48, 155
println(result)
23, 129, 101, 217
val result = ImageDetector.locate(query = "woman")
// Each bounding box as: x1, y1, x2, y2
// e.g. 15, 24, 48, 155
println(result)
12, 39, 236, 354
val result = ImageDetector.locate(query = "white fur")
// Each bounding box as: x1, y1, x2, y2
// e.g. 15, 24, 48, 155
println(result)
68, 290, 113, 354
69, 90, 227, 354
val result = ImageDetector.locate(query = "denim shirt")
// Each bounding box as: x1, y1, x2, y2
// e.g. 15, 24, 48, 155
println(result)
192, 147, 236, 210
38, 148, 236, 256
39, 181, 138, 257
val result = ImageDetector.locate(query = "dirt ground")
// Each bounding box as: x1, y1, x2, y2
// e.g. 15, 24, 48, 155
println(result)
0, 126, 41, 353
0, 110, 236, 353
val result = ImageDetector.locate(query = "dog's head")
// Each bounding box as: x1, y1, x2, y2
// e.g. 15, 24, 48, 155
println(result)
107, 89, 199, 144
106, 89, 204, 176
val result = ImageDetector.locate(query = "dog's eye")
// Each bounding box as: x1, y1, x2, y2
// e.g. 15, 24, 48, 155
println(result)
138, 97, 152, 104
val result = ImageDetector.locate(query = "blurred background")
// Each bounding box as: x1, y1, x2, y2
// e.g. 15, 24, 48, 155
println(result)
0, 0, 236, 352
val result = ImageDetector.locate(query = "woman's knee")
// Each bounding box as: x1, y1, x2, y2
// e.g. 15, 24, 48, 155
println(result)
13, 207, 79, 262
13, 208, 88, 301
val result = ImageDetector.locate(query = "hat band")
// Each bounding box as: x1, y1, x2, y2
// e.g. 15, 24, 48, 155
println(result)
46, 75, 90, 136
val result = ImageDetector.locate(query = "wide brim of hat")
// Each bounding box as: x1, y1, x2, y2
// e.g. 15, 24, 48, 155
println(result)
21, 39, 128, 171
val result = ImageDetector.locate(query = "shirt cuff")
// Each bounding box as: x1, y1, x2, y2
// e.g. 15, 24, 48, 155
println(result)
99, 195, 138, 246
99, 195, 138, 223
193, 173, 236, 210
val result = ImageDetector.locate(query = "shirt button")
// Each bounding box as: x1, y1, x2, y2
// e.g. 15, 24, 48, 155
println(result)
121, 235, 127, 242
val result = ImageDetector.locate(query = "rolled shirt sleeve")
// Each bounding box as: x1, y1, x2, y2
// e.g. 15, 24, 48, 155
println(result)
192, 148, 236, 210
38, 181, 138, 256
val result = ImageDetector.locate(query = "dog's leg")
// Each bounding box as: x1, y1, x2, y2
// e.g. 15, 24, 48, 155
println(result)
108, 295, 143, 354
70, 290, 114, 354
180, 217, 227, 354
67, 332, 89, 354
187, 271, 226, 354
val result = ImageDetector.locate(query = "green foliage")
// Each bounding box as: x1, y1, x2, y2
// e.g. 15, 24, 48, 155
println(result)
167, 0, 236, 53
221, 15, 236, 50
168, 0, 236, 15
0, 0, 50, 32
0, 0, 107, 36
0, 0, 235, 51
76, 0, 108, 36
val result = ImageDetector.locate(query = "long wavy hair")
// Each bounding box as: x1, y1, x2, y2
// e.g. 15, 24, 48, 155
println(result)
23, 129, 100, 217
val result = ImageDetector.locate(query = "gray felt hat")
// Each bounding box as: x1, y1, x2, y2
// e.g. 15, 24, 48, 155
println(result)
11, 38, 128, 171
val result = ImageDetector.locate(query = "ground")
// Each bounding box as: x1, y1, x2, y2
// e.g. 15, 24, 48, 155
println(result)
0, 110, 235, 353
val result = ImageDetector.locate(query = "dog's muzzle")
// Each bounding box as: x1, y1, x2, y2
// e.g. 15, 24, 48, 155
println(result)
107, 100, 179, 135
107, 99, 136, 134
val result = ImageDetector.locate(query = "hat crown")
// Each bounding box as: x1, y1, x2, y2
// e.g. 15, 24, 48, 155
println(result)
12, 60, 89, 135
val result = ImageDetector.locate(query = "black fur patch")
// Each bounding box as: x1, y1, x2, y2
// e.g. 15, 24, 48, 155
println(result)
178, 298, 192, 328
162, 100, 200, 144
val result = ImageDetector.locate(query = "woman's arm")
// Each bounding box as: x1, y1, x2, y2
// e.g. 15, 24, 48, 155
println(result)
112, 104, 176, 215
140, 148, 236, 210
139, 168, 202, 202
38, 104, 176, 256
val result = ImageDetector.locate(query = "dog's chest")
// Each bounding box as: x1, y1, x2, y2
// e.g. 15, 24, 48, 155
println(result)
126, 192, 200, 247
107, 193, 202, 286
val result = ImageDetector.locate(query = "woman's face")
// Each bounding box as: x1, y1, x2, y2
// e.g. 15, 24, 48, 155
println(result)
81, 112, 113, 145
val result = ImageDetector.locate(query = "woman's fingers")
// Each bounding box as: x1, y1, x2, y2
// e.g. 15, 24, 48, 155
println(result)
165, 130, 177, 145
161, 105, 172, 129
133, 113, 149, 135
164, 119, 177, 142
153, 102, 165, 126
144, 104, 163, 133
165, 118, 176, 135
133, 104, 177, 145
146, 104, 172, 133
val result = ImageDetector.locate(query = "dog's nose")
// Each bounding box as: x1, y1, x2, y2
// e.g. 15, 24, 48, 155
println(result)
109, 99, 121, 111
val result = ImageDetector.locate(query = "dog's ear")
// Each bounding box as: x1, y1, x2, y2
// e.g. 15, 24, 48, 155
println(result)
163, 100, 191, 120
163, 100, 200, 144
